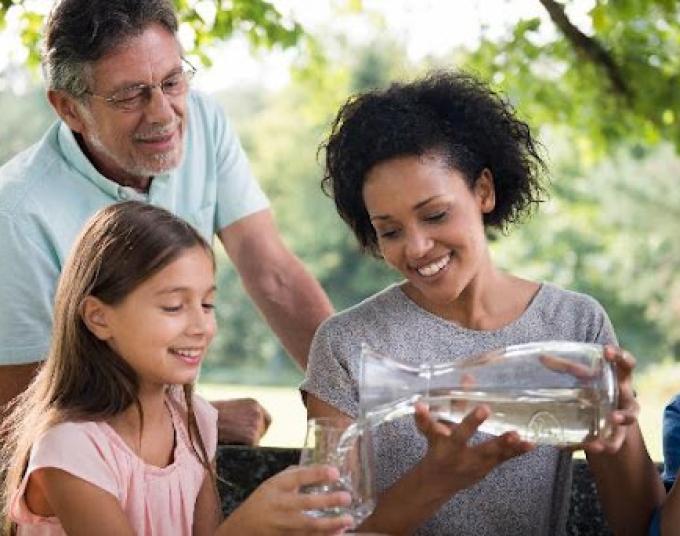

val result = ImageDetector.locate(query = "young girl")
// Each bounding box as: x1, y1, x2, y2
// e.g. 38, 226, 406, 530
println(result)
0, 201, 352, 535
302, 71, 664, 535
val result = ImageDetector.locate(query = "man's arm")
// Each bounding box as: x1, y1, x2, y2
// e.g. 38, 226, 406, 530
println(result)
0, 362, 40, 421
218, 209, 334, 370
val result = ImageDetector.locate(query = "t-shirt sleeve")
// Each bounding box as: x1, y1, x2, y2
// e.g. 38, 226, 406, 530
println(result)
589, 297, 618, 347
300, 319, 358, 418
0, 212, 59, 365
192, 394, 218, 462
10, 422, 121, 524
662, 395, 680, 490
211, 100, 269, 231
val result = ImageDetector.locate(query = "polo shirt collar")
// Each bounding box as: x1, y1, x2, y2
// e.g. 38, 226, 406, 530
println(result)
56, 121, 170, 201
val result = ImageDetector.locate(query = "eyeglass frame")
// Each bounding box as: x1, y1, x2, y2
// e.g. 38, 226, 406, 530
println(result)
83, 58, 197, 112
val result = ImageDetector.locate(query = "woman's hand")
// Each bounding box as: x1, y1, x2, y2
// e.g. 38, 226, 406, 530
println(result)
219, 465, 353, 536
583, 345, 639, 455
415, 402, 534, 496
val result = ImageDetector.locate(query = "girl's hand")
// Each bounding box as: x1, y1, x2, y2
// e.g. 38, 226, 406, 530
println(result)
221, 465, 354, 535
583, 345, 639, 455
414, 402, 534, 496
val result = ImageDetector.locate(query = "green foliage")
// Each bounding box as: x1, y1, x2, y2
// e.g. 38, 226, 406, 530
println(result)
0, 0, 303, 68
465, 0, 680, 156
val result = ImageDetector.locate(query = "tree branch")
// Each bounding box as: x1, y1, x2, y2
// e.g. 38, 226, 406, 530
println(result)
538, 0, 632, 100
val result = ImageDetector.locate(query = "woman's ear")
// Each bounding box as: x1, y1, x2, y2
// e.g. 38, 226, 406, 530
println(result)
475, 168, 496, 214
81, 296, 112, 341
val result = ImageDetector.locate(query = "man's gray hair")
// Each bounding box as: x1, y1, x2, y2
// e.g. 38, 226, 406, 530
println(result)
42, 0, 178, 97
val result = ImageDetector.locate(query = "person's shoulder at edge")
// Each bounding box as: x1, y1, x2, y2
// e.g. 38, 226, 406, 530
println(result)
666, 394, 680, 415
662, 394, 680, 486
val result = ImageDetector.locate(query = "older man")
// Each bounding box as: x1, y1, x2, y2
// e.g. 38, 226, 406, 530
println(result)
0, 0, 333, 444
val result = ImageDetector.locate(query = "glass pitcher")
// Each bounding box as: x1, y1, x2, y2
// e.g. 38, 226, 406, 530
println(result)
356, 341, 618, 446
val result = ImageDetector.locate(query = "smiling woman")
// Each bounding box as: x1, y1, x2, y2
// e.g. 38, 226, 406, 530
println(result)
301, 70, 664, 535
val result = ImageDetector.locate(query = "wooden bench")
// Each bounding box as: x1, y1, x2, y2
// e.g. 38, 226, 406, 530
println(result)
216, 446, 619, 535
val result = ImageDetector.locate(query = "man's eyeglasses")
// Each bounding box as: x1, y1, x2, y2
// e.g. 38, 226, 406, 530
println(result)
85, 59, 197, 112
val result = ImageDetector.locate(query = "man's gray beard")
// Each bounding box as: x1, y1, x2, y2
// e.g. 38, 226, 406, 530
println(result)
78, 105, 183, 180
87, 130, 183, 179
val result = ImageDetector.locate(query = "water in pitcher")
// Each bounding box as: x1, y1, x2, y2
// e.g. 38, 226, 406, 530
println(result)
337, 342, 618, 450
339, 385, 610, 452
425, 386, 611, 444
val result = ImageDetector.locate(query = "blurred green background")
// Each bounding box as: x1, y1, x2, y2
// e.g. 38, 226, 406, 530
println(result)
2, 0, 679, 456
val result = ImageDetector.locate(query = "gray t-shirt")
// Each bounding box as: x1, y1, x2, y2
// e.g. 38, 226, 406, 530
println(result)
301, 282, 616, 536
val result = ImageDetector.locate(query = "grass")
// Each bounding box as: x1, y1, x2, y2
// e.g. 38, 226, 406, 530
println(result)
198, 362, 680, 460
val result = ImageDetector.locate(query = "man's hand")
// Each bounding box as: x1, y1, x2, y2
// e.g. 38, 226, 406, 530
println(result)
211, 398, 272, 446
1, 362, 40, 422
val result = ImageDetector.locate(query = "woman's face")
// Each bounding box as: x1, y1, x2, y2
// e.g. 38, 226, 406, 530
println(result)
362, 153, 495, 310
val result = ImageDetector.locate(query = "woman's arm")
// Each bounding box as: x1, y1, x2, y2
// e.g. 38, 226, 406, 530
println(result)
28, 467, 135, 536
585, 346, 665, 535
307, 394, 533, 536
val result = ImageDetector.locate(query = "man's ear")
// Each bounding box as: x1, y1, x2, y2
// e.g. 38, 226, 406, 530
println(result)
475, 168, 496, 214
81, 296, 113, 341
47, 90, 87, 134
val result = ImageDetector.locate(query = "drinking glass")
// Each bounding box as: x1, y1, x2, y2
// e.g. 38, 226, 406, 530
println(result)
299, 417, 375, 528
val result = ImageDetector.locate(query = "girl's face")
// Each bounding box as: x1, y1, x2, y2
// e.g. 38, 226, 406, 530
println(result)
89, 245, 216, 392
363, 154, 495, 311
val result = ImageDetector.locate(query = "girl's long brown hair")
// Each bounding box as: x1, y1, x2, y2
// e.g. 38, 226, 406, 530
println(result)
1, 201, 217, 533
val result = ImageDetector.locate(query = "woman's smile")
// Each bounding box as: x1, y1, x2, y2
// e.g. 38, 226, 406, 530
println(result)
411, 252, 452, 278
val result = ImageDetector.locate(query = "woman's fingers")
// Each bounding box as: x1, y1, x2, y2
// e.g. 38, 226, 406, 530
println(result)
450, 405, 491, 446
414, 402, 453, 439
604, 344, 636, 372
475, 432, 534, 464
539, 354, 595, 379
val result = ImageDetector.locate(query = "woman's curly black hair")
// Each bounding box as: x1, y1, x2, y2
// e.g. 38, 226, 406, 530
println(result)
320, 70, 548, 256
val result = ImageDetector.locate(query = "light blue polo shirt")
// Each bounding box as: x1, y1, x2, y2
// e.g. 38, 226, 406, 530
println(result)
0, 90, 269, 365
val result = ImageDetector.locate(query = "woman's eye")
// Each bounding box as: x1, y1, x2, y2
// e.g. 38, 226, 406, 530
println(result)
425, 211, 447, 222
379, 229, 399, 239
161, 305, 182, 312
202, 303, 215, 311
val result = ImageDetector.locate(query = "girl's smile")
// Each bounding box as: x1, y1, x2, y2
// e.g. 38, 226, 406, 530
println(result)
85, 244, 217, 392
